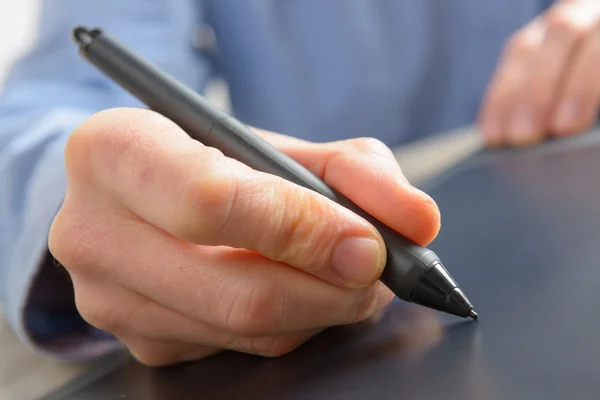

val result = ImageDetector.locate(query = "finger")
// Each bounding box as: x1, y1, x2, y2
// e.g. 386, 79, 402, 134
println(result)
504, 7, 591, 145
503, 3, 600, 145
537, 2, 600, 138
61, 213, 393, 336
117, 335, 220, 367
67, 108, 387, 288
479, 20, 545, 147
259, 134, 440, 246
550, 25, 600, 134
480, 2, 600, 146
255, 129, 404, 177
120, 327, 321, 367
71, 276, 323, 360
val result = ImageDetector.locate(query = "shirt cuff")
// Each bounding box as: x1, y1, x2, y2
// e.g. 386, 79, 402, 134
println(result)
2, 109, 123, 360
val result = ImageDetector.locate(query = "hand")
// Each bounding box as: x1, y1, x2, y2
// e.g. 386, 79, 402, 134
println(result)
479, 0, 600, 147
49, 108, 440, 366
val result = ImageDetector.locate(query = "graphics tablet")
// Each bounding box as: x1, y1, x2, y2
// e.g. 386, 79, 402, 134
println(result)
43, 131, 600, 400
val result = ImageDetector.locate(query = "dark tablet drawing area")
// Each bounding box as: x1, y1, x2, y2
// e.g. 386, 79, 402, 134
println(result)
43, 130, 600, 400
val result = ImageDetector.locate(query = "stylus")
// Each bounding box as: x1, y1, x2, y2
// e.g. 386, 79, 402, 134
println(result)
71, 26, 478, 320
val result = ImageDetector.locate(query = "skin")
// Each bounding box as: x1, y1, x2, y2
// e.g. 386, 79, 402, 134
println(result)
48, 108, 441, 367
479, 0, 600, 147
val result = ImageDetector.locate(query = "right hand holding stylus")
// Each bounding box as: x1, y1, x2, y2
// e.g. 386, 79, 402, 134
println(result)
48, 108, 440, 366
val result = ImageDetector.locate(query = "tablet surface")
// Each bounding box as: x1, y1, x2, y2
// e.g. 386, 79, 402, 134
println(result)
44, 132, 600, 400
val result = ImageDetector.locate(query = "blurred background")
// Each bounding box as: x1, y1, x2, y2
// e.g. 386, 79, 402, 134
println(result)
0, 0, 233, 108
0, 0, 39, 87
0, 0, 477, 186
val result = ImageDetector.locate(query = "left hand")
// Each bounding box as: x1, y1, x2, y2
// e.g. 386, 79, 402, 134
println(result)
479, 0, 600, 147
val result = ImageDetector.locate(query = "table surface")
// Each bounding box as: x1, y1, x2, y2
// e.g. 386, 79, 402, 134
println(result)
0, 125, 482, 400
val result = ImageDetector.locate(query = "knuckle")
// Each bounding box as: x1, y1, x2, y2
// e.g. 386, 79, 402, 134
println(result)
253, 337, 299, 358
175, 148, 235, 242
352, 286, 381, 323
75, 294, 123, 334
546, 7, 586, 38
225, 284, 284, 336
351, 137, 393, 157
64, 122, 97, 180
270, 189, 336, 272
48, 210, 102, 274
130, 351, 175, 367
66, 110, 128, 171
126, 344, 180, 367
505, 33, 535, 55
575, 113, 596, 131
66, 108, 171, 181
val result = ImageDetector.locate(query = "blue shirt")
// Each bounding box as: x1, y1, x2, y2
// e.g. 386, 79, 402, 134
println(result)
0, 0, 552, 359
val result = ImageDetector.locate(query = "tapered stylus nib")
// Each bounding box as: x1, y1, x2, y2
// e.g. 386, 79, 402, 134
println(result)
410, 262, 476, 318
468, 309, 478, 320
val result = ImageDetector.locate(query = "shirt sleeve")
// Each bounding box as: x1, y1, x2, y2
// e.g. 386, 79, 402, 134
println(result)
0, 0, 213, 361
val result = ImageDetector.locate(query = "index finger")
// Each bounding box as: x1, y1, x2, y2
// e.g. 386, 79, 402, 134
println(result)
66, 108, 387, 289
256, 130, 441, 246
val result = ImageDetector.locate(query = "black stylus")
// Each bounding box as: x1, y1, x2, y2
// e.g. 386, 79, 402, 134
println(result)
71, 26, 477, 320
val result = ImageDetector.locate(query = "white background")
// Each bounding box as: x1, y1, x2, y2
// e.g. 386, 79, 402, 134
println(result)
0, 0, 39, 86
0, 0, 233, 110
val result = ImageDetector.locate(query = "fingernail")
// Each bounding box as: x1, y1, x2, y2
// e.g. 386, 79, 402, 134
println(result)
331, 237, 383, 287
554, 100, 579, 132
508, 109, 537, 139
